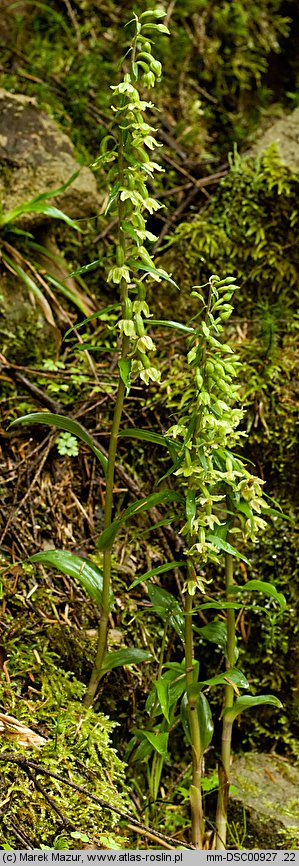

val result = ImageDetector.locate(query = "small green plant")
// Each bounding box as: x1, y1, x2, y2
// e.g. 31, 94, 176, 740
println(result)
56, 431, 79, 456
8, 8, 285, 851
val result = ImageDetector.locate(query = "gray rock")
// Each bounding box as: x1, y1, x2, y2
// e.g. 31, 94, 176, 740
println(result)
230, 751, 299, 849
0, 87, 101, 222
249, 107, 299, 171
0, 88, 100, 363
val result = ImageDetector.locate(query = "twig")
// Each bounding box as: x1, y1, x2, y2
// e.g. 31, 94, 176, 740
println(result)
62, 0, 83, 53
0, 432, 56, 546
93, 217, 118, 244
154, 185, 200, 250
0, 360, 63, 414
126, 824, 175, 849
25, 766, 79, 831
0, 753, 195, 849
1, 814, 34, 849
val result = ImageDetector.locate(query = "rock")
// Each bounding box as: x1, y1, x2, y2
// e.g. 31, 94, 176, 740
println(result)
0, 87, 101, 223
249, 107, 299, 171
229, 751, 299, 848
0, 88, 100, 364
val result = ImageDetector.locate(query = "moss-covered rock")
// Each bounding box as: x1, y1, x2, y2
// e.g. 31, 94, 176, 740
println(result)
249, 106, 299, 171
0, 585, 128, 850
230, 751, 299, 848
0, 88, 101, 223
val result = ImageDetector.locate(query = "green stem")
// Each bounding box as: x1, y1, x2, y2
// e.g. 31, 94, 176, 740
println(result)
215, 550, 235, 849
185, 577, 203, 849
148, 620, 168, 724
83, 366, 128, 708
84, 130, 129, 709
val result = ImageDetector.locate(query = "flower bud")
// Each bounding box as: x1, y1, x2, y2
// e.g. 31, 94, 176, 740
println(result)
141, 71, 156, 88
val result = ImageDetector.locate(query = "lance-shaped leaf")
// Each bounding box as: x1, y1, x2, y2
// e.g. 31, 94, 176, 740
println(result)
193, 601, 243, 611
2, 204, 80, 232
67, 259, 102, 278
119, 427, 179, 462
148, 319, 194, 333
29, 550, 114, 609
126, 735, 154, 763
2, 254, 60, 343
207, 534, 251, 566
194, 620, 227, 649
101, 647, 152, 674
162, 668, 188, 709
224, 694, 282, 722
227, 580, 286, 611
118, 358, 131, 391
142, 731, 169, 757
180, 692, 214, 752
197, 668, 249, 690
64, 304, 120, 339
0, 172, 81, 229
119, 427, 178, 448
9, 413, 108, 477
147, 583, 185, 640
154, 679, 170, 723
147, 665, 189, 720
97, 490, 183, 551
130, 560, 186, 589
127, 259, 179, 287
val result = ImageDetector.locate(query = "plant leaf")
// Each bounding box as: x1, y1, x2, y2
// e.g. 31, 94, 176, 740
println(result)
194, 620, 227, 649
9, 413, 108, 477
149, 319, 194, 333
29, 550, 113, 608
198, 668, 249, 690
0, 171, 81, 229
228, 580, 286, 611
180, 691, 213, 751
262, 506, 291, 521
118, 358, 131, 391
101, 648, 152, 674
129, 560, 186, 589
155, 679, 170, 722
127, 735, 154, 763
2, 254, 60, 340
224, 694, 282, 722
142, 731, 169, 757
97, 491, 183, 551
127, 259, 179, 287
64, 304, 120, 339
46, 274, 95, 318
119, 427, 179, 462
147, 583, 185, 640
67, 260, 102, 278
198, 693, 214, 751
207, 534, 251, 566
119, 427, 177, 447
194, 601, 243, 611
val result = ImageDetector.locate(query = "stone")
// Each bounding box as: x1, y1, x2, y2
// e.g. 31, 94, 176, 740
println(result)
249, 107, 299, 171
0, 88, 100, 363
229, 751, 299, 849
0, 87, 101, 223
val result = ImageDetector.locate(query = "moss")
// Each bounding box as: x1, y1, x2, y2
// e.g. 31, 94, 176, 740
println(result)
0, 578, 128, 850
0, 269, 57, 365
